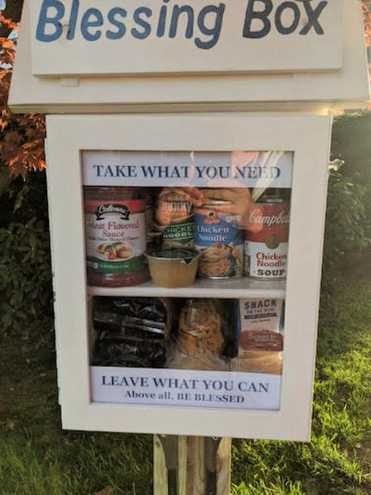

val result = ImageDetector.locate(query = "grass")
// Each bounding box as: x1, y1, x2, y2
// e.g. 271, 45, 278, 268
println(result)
0, 280, 370, 494
231, 280, 371, 495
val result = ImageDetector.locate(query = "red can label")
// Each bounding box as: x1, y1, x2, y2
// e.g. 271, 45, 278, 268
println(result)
245, 202, 290, 280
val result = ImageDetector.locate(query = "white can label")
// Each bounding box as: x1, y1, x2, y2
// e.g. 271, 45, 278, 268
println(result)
246, 241, 288, 280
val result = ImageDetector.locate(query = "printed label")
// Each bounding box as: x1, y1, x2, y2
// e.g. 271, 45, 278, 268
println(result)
91, 367, 281, 411
246, 241, 288, 280
85, 199, 146, 275
162, 221, 195, 248
82, 151, 293, 189
247, 203, 290, 243
239, 299, 284, 353
194, 211, 243, 278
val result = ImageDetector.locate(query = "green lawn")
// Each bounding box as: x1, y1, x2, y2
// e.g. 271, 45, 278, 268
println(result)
0, 280, 370, 495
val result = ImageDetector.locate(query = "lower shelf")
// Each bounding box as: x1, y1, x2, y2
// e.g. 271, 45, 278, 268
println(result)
88, 277, 286, 299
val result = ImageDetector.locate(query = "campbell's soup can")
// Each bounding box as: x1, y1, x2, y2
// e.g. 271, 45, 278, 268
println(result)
245, 198, 289, 280
194, 200, 243, 279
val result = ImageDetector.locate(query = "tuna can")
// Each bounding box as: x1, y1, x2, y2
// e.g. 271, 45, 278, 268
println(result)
245, 198, 289, 280
194, 200, 243, 279
84, 187, 149, 287
155, 189, 194, 248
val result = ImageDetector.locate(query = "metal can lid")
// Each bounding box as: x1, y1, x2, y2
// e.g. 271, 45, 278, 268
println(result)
258, 198, 285, 204
148, 248, 199, 260
158, 190, 192, 203
202, 199, 233, 207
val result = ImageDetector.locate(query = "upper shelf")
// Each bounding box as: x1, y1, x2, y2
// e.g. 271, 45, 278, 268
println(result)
88, 277, 286, 299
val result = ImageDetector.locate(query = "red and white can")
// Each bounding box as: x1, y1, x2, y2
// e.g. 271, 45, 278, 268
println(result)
245, 197, 290, 280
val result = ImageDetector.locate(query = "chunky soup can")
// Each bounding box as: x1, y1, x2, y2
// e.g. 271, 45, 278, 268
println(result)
155, 189, 194, 248
194, 200, 243, 279
245, 198, 289, 280
84, 187, 149, 287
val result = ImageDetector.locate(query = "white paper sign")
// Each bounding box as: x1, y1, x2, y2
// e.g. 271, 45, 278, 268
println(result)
91, 367, 281, 410
30, 0, 343, 76
82, 151, 293, 188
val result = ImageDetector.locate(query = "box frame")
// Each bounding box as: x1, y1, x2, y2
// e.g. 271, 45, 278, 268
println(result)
46, 113, 331, 440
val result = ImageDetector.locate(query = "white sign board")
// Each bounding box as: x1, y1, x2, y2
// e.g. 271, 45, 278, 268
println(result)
30, 0, 344, 76
91, 367, 281, 410
82, 150, 293, 188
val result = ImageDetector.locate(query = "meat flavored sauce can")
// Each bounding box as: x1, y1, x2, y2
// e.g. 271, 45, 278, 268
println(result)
194, 200, 243, 279
84, 187, 149, 287
245, 197, 289, 280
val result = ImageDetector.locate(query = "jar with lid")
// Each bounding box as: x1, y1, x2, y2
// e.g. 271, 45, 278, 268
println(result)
84, 186, 149, 287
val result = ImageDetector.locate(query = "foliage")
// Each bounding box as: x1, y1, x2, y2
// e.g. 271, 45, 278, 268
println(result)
332, 113, 371, 184
0, 11, 46, 179
0, 173, 52, 336
231, 480, 305, 495
321, 160, 371, 289
363, 0, 371, 46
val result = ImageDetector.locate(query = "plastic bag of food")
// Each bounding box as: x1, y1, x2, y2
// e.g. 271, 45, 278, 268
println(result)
166, 348, 228, 371
230, 352, 283, 375
92, 296, 174, 368
166, 299, 228, 371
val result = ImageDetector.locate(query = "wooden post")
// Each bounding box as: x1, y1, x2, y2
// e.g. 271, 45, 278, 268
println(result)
154, 436, 231, 495
178, 436, 188, 495
154, 435, 168, 494
186, 437, 206, 495
215, 438, 232, 495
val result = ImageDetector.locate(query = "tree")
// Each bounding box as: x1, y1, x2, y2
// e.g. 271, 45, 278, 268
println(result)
0, 0, 45, 180
363, 0, 371, 46
0, 0, 22, 37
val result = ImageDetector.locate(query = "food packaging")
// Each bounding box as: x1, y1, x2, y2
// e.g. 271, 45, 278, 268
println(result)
166, 299, 227, 371
146, 248, 200, 288
234, 298, 284, 375
230, 353, 283, 375
92, 296, 174, 368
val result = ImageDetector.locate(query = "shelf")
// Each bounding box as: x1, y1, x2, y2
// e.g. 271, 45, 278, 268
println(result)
88, 278, 286, 299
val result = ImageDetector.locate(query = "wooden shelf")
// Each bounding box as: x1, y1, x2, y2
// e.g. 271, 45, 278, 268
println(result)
87, 278, 286, 299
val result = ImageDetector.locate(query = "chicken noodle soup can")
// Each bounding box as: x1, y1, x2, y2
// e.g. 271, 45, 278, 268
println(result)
84, 187, 149, 287
194, 200, 243, 279
245, 199, 289, 280
155, 189, 194, 248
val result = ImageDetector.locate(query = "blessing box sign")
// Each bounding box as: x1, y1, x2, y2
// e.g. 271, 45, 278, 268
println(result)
30, 0, 344, 76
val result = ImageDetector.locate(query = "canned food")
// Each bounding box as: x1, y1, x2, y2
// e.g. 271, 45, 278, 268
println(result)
245, 198, 289, 280
84, 187, 149, 287
155, 189, 194, 248
194, 199, 243, 279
